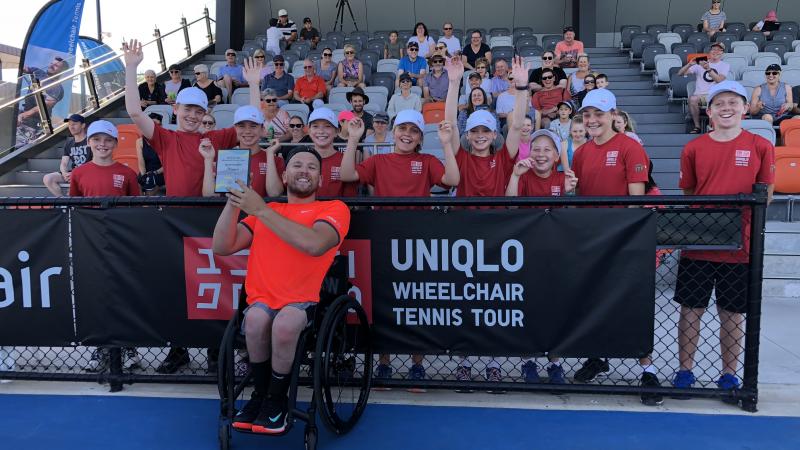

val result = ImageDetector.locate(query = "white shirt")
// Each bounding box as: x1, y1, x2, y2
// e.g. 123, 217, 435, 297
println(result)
495, 92, 515, 115
266, 27, 283, 55
408, 36, 436, 57
438, 36, 462, 55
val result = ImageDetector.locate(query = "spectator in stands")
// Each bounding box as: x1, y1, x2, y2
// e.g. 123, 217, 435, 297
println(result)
265, 18, 282, 56
136, 112, 165, 195
752, 10, 779, 37
432, 43, 450, 59
397, 42, 428, 87
17, 56, 69, 132
201, 114, 216, 132
336, 44, 366, 88
423, 54, 449, 103
165, 64, 192, 105
438, 22, 461, 55
555, 26, 584, 69
258, 88, 292, 142
334, 111, 357, 152
488, 58, 511, 98
494, 82, 518, 129
293, 59, 326, 108
461, 30, 492, 70
528, 51, 567, 92
595, 73, 609, 89
124, 40, 243, 373
201, 106, 274, 198
384, 31, 403, 59
566, 55, 592, 96
251, 50, 273, 80
348, 88, 374, 136
459, 72, 484, 111
408, 22, 436, 58
512, 113, 541, 161
266, 107, 359, 197
548, 101, 573, 142
532, 68, 571, 128
340, 112, 460, 387
281, 115, 308, 157
558, 115, 587, 171
506, 129, 577, 199
569, 89, 660, 406
263, 55, 294, 107
193, 64, 223, 107
69, 120, 140, 196
677, 43, 729, 133
457, 87, 499, 134
571, 73, 596, 109
750, 65, 793, 126
315, 48, 337, 93
217, 49, 247, 103
387, 73, 423, 118
364, 112, 393, 155
276, 9, 298, 48
474, 58, 494, 97
43, 114, 89, 197
613, 110, 643, 144
672, 80, 774, 398
299, 17, 320, 49
139, 69, 166, 110
701, 0, 727, 38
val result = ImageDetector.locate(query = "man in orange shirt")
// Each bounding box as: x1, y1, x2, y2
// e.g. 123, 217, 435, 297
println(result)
213, 147, 350, 434
293, 59, 326, 109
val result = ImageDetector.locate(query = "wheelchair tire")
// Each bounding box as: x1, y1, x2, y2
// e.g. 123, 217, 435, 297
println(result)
313, 295, 373, 435
304, 425, 318, 450
217, 316, 238, 417
218, 416, 231, 450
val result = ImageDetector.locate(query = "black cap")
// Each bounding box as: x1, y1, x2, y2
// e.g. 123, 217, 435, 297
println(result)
399, 72, 412, 82
563, 26, 575, 33
63, 114, 85, 123
286, 146, 323, 166
168, 64, 180, 71
765, 63, 782, 72
407, 42, 419, 49
373, 112, 390, 122
273, 54, 285, 63
303, 17, 311, 23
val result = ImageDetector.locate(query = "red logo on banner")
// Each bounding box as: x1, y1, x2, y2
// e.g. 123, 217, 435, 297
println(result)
183, 237, 372, 323
183, 237, 248, 320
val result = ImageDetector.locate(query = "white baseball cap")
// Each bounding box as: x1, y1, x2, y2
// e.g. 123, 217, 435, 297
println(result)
308, 107, 338, 128
278, 9, 288, 16
465, 110, 497, 132
393, 109, 425, 132
707, 80, 748, 104
176, 87, 209, 111
577, 88, 617, 113
529, 129, 562, 154
87, 120, 118, 139
233, 105, 265, 125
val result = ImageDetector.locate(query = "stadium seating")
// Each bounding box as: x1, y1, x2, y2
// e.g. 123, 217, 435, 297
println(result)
774, 147, 800, 194
752, 53, 782, 69
725, 22, 747, 40
422, 102, 445, 124
280, 103, 310, 123
230, 88, 250, 106
645, 24, 668, 38
641, 44, 666, 71
657, 33, 682, 52
630, 33, 655, 60
671, 24, 694, 43
620, 25, 642, 49
211, 104, 238, 129
112, 124, 142, 171
654, 54, 682, 85
742, 119, 776, 145
143, 105, 174, 124
672, 43, 697, 64
541, 35, 561, 52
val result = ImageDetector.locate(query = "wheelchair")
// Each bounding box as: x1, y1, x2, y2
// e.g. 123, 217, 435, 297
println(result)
216, 256, 373, 450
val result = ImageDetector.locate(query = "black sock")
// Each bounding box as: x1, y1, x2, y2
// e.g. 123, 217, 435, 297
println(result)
267, 369, 291, 401
251, 360, 271, 395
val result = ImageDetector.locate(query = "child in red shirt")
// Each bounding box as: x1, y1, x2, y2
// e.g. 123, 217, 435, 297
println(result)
69, 120, 141, 197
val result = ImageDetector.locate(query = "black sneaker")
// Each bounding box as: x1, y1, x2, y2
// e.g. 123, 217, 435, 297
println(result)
251, 397, 288, 434
640, 372, 664, 406
232, 391, 264, 431
156, 347, 190, 374
573, 358, 610, 383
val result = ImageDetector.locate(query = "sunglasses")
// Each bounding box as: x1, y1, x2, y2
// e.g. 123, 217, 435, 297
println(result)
432, 60, 444, 64
323, 53, 332, 56
202, 121, 215, 126
766, 71, 780, 76
542, 56, 554, 60
263, 98, 277, 103
436, 46, 446, 50
585, 79, 596, 84
274, 62, 284, 66
542, 75, 555, 80
288, 123, 304, 128
304, 65, 313, 69
226, 53, 236, 56
345, 51, 355, 55
195, 72, 205, 76
408, 48, 418, 51
169, 70, 180, 73
254, 55, 265, 59
444, 27, 453, 30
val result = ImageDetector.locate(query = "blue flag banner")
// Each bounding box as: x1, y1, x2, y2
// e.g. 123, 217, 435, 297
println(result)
15, 0, 85, 145
78, 36, 125, 98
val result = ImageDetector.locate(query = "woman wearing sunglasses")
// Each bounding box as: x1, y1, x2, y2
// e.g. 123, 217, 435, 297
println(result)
200, 114, 216, 132
314, 47, 337, 94
750, 64, 794, 126
701, 0, 726, 38
192, 64, 223, 107
259, 88, 292, 142
251, 49, 273, 79
164, 64, 192, 105
336, 44, 366, 88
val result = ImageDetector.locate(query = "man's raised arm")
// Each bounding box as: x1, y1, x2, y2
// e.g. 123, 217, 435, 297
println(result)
123, 40, 155, 140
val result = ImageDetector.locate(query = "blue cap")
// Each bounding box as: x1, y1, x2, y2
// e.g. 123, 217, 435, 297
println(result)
707, 80, 748, 104
63, 114, 85, 123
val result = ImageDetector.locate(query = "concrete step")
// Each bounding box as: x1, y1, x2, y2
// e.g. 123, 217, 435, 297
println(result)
610, 80, 658, 89
762, 279, 800, 300
647, 147, 683, 158
587, 56, 630, 65
632, 113, 685, 124
611, 89, 666, 97
766, 222, 800, 253
590, 67, 642, 76
640, 134, 695, 146
648, 158, 680, 172
636, 124, 686, 134
652, 172, 679, 189
34, 146, 63, 159
27, 158, 61, 172
617, 96, 668, 106
14, 171, 49, 185
0, 185, 53, 197
620, 105, 682, 114
585, 47, 624, 55
764, 254, 800, 279
603, 75, 651, 82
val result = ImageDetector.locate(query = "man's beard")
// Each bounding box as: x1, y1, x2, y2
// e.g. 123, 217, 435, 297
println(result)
287, 179, 317, 198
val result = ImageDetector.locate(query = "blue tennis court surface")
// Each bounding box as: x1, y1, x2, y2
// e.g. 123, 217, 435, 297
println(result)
1, 393, 798, 450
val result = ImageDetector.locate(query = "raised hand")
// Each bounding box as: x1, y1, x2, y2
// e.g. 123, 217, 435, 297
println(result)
243, 57, 263, 86
198, 138, 216, 160
513, 158, 534, 177
347, 117, 365, 141
437, 120, 455, 143
446, 56, 464, 83
564, 168, 578, 193
122, 39, 144, 67
264, 138, 281, 153
510, 55, 529, 87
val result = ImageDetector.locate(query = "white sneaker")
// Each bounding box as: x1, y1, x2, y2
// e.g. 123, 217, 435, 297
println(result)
84, 348, 109, 372
123, 348, 141, 371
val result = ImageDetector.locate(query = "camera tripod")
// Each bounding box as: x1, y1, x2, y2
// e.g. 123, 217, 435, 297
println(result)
334, 0, 359, 31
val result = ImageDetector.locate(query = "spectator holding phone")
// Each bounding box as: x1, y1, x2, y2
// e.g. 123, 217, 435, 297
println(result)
750, 64, 793, 126
677, 42, 729, 133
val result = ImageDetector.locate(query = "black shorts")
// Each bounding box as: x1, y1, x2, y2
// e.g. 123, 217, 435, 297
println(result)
673, 258, 748, 314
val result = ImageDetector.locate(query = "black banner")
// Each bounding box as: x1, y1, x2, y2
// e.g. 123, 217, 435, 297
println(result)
0, 209, 73, 345
349, 209, 657, 357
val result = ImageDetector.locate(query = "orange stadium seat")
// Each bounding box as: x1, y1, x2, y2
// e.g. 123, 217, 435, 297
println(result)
774, 146, 800, 194
113, 124, 142, 171
783, 127, 800, 148
422, 102, 445, 124
779, 119, 800, 141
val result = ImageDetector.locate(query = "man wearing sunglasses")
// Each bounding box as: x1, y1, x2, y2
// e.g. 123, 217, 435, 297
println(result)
423, 55, 449, 103
217, 49, 248, 103
164, 64, 192, 105
263, 55, 295, 107
293, 59, 326, 108
438, 22, 461, 55
677, 42, 729, 133
397, 42, 428, 87
528, 52, 567, 92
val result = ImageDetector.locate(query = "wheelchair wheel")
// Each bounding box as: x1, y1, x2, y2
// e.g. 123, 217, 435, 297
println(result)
218, 416, 231, 450
217, 315, 239, 417
313, 295, 373, 435
304, 425, 318, 450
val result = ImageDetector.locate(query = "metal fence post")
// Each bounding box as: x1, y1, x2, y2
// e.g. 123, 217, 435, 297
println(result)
153, 28, 167, 73
31, 78, 53, 136
106, 347, 124, 392
741, 183, 768, 412
82, 58, 100, 110
181, 17, 192, 57
204, 7, 213, 45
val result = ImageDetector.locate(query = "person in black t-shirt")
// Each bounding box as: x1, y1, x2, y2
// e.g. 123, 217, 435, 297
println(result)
461, 30, 492, 70
43, 114, 91, 196
299, 17, 320, 49
136, 113, 166, 194
528, 51, 568, 92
